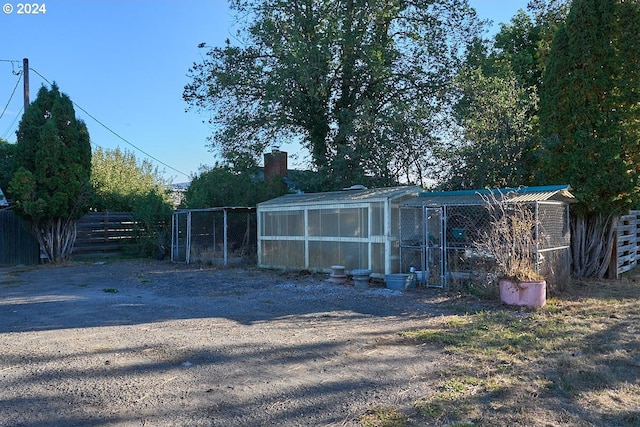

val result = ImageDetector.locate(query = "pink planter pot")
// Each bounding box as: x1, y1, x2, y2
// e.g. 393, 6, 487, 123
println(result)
499, 279, 546, 307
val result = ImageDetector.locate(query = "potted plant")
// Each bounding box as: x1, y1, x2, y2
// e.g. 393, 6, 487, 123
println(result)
474, 190, 546, 307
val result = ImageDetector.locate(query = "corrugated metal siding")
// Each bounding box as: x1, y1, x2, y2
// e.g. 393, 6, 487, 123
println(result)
404, 185, 575, 207
258, 186, 422, 208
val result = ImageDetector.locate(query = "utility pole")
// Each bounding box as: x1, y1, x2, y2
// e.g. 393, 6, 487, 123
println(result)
23, 57, 29, 111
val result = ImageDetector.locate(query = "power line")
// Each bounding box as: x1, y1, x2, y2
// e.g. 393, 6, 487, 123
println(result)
1, 105, 22, 140
27, 67, 190, 178
0, 71, 22, 121
70, 102, 190, 178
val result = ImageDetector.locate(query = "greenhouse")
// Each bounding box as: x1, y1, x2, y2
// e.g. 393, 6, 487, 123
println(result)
257, 186, 421, 277
399, 185, 575, 291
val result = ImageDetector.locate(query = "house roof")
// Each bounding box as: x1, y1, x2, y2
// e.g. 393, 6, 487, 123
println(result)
258, 185, 422, 208
402, 185, 576, 207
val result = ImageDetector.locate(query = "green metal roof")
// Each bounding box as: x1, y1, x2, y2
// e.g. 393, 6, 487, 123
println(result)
403, 185, 575, 206
258, 185, 422, 208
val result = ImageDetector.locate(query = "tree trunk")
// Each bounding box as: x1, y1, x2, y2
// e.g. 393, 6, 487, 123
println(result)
571, 213, 617, 278
33, 218, 77, 263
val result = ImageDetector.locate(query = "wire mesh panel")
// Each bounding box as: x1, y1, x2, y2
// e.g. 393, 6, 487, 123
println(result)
536, 202, 571, 291
425, 208, 444, 287
537, 202, 571, 250
400, 205, 424, 279
171, 208, 256, 266
399, 206, 444, 287
400, 199, 572, 291
171, 211, 188, 263
444, 204, 496, 291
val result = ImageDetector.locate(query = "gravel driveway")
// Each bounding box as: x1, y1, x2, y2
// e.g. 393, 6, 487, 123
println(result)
0, 260, 459, 426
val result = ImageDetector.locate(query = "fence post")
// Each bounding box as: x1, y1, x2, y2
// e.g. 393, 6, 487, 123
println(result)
223, 208, 228, 267
186, 211, 192, 264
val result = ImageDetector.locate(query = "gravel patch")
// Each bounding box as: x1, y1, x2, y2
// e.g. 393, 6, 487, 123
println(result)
0, 260, 460, 426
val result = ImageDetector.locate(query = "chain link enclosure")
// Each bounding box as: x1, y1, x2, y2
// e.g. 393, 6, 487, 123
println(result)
400, 187, 573, 292
171, 208, 257, 265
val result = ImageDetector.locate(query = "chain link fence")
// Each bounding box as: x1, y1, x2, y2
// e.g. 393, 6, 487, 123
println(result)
171, 208, 257, 266
400, 201, 571, 293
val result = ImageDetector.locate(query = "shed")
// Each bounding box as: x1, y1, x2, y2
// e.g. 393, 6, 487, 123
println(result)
399, 185, 575, 291
257, 185, 422, 277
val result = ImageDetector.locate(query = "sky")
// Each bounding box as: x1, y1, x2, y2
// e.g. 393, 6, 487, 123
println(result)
1, 0, 531, 184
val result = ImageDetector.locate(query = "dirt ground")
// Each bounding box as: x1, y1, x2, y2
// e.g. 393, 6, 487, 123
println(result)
0, 260, 470, 427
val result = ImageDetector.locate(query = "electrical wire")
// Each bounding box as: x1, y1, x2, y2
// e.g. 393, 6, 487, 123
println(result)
1, 105, 22, 140
28, 67, 190, 179
0, 71, 22, 121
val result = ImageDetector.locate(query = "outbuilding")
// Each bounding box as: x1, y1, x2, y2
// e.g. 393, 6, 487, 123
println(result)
399, 185, 575, 291
257, 185, 422, 278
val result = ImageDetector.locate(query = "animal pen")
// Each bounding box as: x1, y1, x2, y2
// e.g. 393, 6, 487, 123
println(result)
171, 207, 257, 265
257, 186, 422, 277
399, 185, 575, 291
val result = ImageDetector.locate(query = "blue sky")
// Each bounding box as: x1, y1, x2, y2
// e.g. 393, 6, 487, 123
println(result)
1, 0, 530, 184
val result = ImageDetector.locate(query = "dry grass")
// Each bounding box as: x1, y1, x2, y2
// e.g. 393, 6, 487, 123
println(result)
391, 270, 640, 427
360, 407, 412, 427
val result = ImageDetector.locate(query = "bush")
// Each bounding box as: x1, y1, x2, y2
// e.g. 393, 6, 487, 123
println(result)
124, 190, 173, 259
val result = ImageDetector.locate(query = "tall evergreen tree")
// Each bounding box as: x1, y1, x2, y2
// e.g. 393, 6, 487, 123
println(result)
9, 84, 92, 263
539, 0, 640, 277
0, 138, 16, 193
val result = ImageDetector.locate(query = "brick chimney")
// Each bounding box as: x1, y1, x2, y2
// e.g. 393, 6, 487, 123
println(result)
264, 148, 288, 179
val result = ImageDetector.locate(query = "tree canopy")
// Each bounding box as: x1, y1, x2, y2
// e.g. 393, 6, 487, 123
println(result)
539, 0, 640, 276
91, 146, 170, 211
184, 0, 481, 190
0, 138, 16, 193
9, 83, 92, 262
182, 161, 287, 209
445, 65, 539, 189
441, 0, 569, 190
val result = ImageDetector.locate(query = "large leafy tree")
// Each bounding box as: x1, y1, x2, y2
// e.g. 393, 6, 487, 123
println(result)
539, 0, 640, 277
9, 83, 92, 263
493, 0, 570, 89
91, 147, 174, 258
184, 0, 480, 190
91, 147, 169, 211
441, 0, 569, 190
445, 65, 539, 189
183, 159, 287, 209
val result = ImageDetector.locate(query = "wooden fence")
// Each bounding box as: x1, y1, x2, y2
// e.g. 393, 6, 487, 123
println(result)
614, 210, 640, 276
0, 209, 40, 266
72, 212, 136, 259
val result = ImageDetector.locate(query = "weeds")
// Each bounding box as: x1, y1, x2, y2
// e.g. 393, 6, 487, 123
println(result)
360, 407, 412, 427
390, 273, 640, 426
